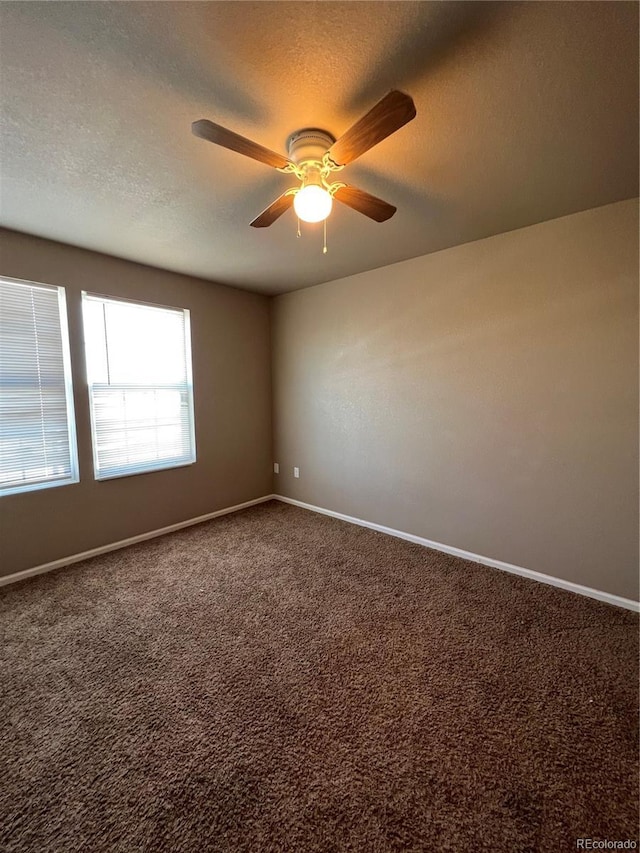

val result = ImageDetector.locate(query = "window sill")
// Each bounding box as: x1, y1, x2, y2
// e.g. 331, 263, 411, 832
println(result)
1, 475, 80, 498
94, 459, 196, 482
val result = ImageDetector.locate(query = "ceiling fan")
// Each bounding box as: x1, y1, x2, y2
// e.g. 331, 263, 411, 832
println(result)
192, 91, 416, 231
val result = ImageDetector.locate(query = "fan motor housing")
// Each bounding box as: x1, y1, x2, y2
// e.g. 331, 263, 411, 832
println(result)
287, 128, 335, 165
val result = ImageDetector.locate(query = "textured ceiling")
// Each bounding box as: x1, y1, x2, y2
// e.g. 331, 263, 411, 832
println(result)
0, 1, 638, 295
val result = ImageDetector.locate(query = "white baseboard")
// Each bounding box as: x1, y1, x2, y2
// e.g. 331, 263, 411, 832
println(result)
0, 495, 276, 588
4, 492, 638, 613
273, 495, 640, 613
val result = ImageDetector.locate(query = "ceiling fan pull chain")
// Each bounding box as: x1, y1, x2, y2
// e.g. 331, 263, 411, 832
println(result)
297, 217, 301, 238
323, 219, 328, 254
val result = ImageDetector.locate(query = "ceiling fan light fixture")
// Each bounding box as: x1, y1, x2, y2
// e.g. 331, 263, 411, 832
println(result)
192, 91, 416, 231
293, 185, 333, 223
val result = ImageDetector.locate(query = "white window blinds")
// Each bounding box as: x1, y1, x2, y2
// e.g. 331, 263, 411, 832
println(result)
82, 293, 196, 480
0, 277, 79, 496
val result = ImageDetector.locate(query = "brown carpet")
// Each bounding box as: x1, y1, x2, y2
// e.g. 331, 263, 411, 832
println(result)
1, 501, 638, 852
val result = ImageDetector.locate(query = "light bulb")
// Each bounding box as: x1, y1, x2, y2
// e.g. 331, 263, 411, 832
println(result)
293, 185, 333, 223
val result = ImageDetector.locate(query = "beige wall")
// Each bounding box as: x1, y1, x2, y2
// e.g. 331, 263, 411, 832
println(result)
0, 229, 273, 577
2, 201, 638, 599
272, 199, 639, 601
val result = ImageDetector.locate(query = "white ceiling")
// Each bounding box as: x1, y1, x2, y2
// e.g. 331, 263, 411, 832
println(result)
0, 1, 638, 295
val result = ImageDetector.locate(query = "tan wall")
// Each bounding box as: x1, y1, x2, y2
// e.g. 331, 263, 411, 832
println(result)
272, 199, 639, 601
0, 229, 273, 577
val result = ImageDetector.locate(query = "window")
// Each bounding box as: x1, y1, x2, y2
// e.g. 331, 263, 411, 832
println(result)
0, 277, 79, 496
82, 293, 196, 480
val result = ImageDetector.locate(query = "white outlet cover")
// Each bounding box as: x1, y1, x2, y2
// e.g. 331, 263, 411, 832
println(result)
293, 467, 300, 478
273, 462, 279, 474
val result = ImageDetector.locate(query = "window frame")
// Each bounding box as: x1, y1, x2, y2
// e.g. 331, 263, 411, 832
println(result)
81, 291, 197, 482
0, 276, 79, 497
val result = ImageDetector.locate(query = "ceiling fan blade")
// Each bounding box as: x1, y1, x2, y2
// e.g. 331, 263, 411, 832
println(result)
192, 119, 293, 170
333, 185, 396, 222
250, 191, 295, 228
327, 91, 416, 167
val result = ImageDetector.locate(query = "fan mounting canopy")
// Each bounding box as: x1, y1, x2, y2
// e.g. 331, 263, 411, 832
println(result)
286, 129, 336, 165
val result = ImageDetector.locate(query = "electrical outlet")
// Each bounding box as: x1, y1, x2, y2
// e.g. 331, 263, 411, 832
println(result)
293, 467, 300, 478
273, 462, 279, 474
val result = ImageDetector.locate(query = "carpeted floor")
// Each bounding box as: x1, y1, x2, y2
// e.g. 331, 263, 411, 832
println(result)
1, 501, 638, 852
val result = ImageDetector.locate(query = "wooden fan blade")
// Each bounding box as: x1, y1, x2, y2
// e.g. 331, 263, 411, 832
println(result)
250, 191, 295, 228
334, 185, 396, 222
327, 91, 416, 167
192, 119, 292, 170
